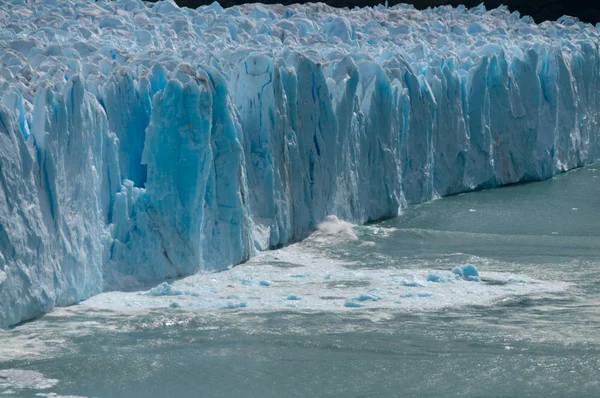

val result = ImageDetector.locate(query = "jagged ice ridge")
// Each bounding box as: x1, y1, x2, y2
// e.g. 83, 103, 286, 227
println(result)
1, 0, 599, 327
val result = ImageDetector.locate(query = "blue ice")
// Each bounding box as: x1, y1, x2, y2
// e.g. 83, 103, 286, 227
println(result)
452, 264, 481, 282
1, 0, 600, 327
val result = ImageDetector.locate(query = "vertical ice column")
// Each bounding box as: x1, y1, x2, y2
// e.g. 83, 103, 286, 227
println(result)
201, 66, 253, 270
101, 69, 151, 188
0, 75, 115, 328
427, 60, 470, 197
354, 61, 403, 220
281, 53, 339, 237
0, 103, 46, 328
106, 70, 214, 284
328, 57, 362, 221
400, 67, 436, 203
231, 54, 292, 250
144, 75, 214, 270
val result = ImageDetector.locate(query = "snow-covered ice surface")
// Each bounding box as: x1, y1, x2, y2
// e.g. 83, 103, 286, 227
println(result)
2, 0, 600, 327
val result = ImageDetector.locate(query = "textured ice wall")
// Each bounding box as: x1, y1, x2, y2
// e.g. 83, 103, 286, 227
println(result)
1, 0, 600, 327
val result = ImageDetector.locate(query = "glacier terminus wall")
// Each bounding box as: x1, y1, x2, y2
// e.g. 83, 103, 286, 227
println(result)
1, 0, 600, 327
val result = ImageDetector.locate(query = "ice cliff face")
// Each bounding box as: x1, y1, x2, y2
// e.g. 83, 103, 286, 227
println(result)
1, 0, 600, 327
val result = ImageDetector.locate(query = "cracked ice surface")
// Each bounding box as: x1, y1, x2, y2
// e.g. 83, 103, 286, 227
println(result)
1, 0, 599, 327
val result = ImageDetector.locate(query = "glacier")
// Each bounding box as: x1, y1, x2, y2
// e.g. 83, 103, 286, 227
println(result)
0, 0, 600, 328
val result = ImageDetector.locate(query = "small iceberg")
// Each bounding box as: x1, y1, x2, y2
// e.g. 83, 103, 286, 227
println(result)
428, 264, 480, 283
354, 294, 381, 302
395, 278, 426, 287
452, 264, 480, 282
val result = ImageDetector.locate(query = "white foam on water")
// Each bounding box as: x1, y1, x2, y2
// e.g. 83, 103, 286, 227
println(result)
0, 370, 58, 392
81, 230, 571, 315
0, 223, 574, 360
313, 215, 359, 241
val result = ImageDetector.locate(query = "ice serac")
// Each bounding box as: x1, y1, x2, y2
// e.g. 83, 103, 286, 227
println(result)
1, 0, 600, 327
0, 76, 116, 327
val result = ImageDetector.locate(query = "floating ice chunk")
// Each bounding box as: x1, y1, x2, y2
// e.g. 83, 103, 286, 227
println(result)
427, 272, 454, 283
452, 264, 481, 282
344, 301, 363, 308
241, 279, 270, 287
143, 282, 202, 297
225, 302, 247, 309
144, 282, 184, 296
395, 278, 426, 287
354, 294, 381, 302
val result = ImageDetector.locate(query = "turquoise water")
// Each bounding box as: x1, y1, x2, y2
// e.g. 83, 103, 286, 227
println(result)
1, 165, 599, 397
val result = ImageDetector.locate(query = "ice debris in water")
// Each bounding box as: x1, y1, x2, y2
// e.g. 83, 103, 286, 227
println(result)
452, 264, 481, 282
291, 274, 309, 278
395, 278, 426, 287
225, 302, 248, 309
427, 273, 455, 283
241, 279, 272, 287
144, 282, 200, 296
354, 293, 381, 302
144, 282, 184, 296
344, 302, 363, 308
0, 370, 59, 391
428, 264, 480, 283
2, 0, 600, 328
400, 292, 433, 298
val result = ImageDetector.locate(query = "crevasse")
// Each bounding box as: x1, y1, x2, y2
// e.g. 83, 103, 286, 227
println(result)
0, 0, 599, 327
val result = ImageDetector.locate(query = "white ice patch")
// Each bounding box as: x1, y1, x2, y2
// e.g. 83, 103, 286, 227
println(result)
0, 370, 58, 392
82, 239, 570, 315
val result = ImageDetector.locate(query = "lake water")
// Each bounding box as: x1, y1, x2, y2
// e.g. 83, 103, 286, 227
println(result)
1, 165, 599, 397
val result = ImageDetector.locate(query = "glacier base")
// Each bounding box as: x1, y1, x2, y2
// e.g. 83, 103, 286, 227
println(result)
0, 0, 599, 327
